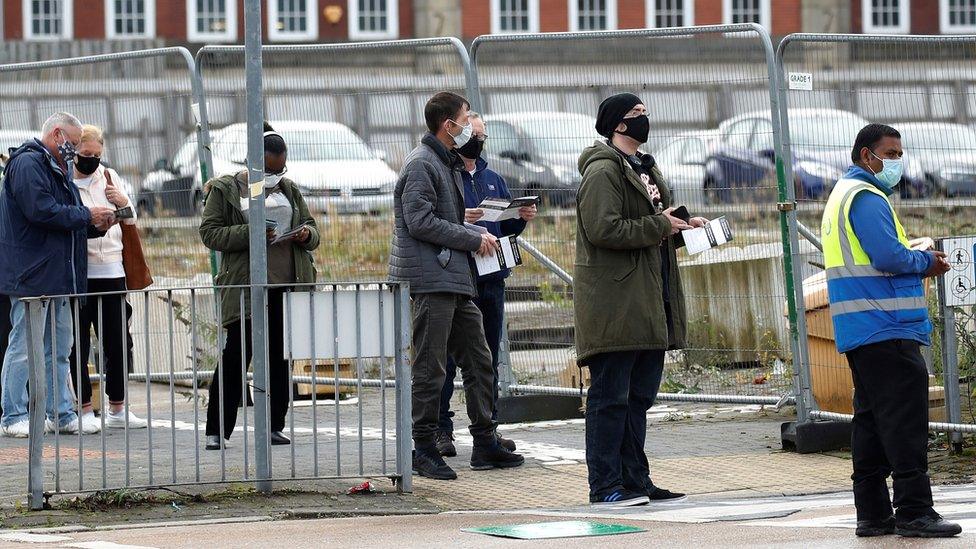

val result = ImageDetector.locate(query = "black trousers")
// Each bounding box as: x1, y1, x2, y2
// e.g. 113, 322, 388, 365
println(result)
206, 289, 290, 438
847, 339, 935, 522
67, 278, 134, 406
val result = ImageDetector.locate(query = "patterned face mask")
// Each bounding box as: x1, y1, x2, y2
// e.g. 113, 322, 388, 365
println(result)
56, 130, 78, 165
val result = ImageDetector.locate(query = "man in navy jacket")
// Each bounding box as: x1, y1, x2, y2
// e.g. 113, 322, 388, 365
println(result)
436, 112, 537, 457
0, 112, 116, 437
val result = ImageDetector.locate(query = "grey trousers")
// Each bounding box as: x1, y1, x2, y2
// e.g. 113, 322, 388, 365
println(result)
411, 292, 495, 449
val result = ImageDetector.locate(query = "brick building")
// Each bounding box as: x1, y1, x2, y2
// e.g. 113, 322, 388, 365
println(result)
0, 1, 967, 44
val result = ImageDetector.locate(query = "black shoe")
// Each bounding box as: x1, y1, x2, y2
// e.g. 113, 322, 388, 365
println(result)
435, 431, 457, 457
271, 431, 290, 445
896, 515, 962, 538
647, 486, 687, 502
496, 432, 516, 452
590, 489, 650, 508
470, 443, 524, 470
412, 449, 458, 480
856, 516, 895, 537
205, 435, 224, 451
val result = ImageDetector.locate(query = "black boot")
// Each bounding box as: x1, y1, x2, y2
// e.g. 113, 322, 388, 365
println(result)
271, 431, 290, 445
470, 441, 524, 470
413, 447, 457, 480
856, 516, 895, 537
435, 431, 457, 457
896, 515, 962, 538
496, 432, 516, 452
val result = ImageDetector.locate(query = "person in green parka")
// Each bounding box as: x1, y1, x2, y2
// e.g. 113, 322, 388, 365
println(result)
576, 93, 708, 507
199, 123, 320, 451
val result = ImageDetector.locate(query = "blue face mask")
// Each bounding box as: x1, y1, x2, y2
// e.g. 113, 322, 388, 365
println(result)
868, 150, 904, 191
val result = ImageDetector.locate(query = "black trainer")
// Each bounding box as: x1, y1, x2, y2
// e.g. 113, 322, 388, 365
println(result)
590, 489, 650, 508
435, 430, 457, 457
496, 432, 517, 452
470, 443, 524, 470
896, 515, 962, 538
647, 486, 686, 502
856, 516, 895, 537
412, 448, 457, 480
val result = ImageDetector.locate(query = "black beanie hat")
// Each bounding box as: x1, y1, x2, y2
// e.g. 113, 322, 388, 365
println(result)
595, 93, 643, 138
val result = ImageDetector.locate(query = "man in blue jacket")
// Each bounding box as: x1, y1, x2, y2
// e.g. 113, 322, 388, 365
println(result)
435, 112, 537, 457
0, 112, 116, 438
821, 124, 958, 538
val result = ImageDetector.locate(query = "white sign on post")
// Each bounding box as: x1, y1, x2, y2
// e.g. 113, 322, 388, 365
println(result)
788, 72, 814, 91
283, 287, 397, 360
941, 236, 976, 307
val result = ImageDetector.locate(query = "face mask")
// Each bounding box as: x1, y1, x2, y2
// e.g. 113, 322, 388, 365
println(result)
456, 137, 484, 160
449, 119, 473, 148
616, 114, 650, 144
57, 130, 78, 165
263, 174, 283, 189
869, 150, 904, 191
75, 155, 100, 176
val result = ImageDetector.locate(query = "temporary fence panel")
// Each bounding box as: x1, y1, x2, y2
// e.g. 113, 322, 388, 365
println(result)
470, 25, 797, 401
18, 283, 411, 510
0, 48, 214, 375
195, 38, 476, 282
777, 34, 976, 434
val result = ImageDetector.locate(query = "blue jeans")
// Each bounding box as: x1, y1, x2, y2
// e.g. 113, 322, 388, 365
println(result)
585, 350, 665, 498
1, 297, 78, 428
439, 280, 505, 434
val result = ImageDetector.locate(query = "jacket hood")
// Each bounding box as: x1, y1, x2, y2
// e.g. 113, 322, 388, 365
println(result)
578, 139, 627, 176
207, 172, 301, 206
844, 165, 893, 196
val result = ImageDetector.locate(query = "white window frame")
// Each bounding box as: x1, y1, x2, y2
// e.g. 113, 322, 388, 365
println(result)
721, 0, 771, 31
22, 0, 73, 41
105, 0, 156, 39
490, 0, 540, 34
940, 0, 976, 33
348, 0, 399, 40
187, 0, 238, 43
645, 0, 695, 28
862, 0, 911, 34
568, 0, 617, 32
268, 0, 319, 42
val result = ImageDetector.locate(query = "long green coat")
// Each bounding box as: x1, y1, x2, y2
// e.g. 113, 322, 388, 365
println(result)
574, 141, 688, 365
199, 173, 320, 327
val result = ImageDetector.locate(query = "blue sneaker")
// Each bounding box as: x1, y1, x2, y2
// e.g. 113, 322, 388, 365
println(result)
589, 489, 650, 507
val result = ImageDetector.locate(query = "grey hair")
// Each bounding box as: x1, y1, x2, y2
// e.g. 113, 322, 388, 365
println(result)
467, 111, 482, 120
40, 112, 82, 138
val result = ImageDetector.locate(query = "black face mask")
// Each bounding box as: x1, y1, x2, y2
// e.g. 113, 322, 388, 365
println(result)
75, 155, 101, 176
616, 115, 650, 144
456, 137, 484, 160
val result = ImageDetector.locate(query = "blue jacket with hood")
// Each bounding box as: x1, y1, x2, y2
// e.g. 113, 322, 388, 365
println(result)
0, 139, 95, 297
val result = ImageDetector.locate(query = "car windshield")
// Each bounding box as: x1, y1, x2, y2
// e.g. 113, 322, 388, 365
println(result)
791, 114, 865, 150
655, 138, 686, 164
901, 126, 976, 154
217, 127, 375, 162
516, 116, 598, 154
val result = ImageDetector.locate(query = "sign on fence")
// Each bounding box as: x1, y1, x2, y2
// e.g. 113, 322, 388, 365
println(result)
941, 236, 976, 307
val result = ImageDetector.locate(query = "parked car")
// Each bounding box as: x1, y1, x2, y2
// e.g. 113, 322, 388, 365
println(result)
705, 109, 926, 202
898, 122, 976, 197
140, 134, 205, 216
143, 121, 396, 216
653, 130, 721, 209
0, 130, 38, 169
482, 112, 600, 205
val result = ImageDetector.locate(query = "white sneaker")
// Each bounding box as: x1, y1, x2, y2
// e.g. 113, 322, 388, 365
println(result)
79, 412, 102, 434
45, 417, 80, 435
1, 420, 31, 438
105, 410, 148, 429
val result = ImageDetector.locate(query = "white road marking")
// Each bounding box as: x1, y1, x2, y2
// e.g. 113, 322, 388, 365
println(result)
0, 532, 72, 543
65, 543, 158, 549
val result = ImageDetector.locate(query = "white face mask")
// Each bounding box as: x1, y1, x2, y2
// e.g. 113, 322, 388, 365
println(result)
264, 174, 283, 189
449, 119, 473, 148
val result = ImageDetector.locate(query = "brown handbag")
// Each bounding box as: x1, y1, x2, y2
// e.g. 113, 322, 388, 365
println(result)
105, 171, 153, 290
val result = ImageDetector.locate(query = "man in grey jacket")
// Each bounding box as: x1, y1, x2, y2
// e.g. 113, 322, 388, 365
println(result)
390, 91, 524, 480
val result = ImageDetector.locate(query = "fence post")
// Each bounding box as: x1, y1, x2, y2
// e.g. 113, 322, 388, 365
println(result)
936, 239, 964, 453
394, 284, 413, 493
243, 0, 272, 494
26, 299, 48, 510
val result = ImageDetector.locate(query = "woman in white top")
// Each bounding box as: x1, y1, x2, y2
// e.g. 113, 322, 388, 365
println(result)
68, 125, 147, 433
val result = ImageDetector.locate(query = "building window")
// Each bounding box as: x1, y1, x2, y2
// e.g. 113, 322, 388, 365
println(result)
268, 0, 319, 41
187, 0, 237, 42
490, 0, 540, 34
22, 0, 73, 40
862, 0, 911, 34
646, 0, 694, 28
349, 0, 400, 40
569, 0, 617, 31
941, 0, 976, 33
722, 0, 771, 28
106, 0, 156, 39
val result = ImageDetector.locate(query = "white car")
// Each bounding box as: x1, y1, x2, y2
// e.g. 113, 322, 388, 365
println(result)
0, 130, 39, 168
214, 121, 396, 214
654, 130, 720, 209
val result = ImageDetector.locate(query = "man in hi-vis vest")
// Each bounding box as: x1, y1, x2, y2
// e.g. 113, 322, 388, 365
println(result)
822, 124, 957, 539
